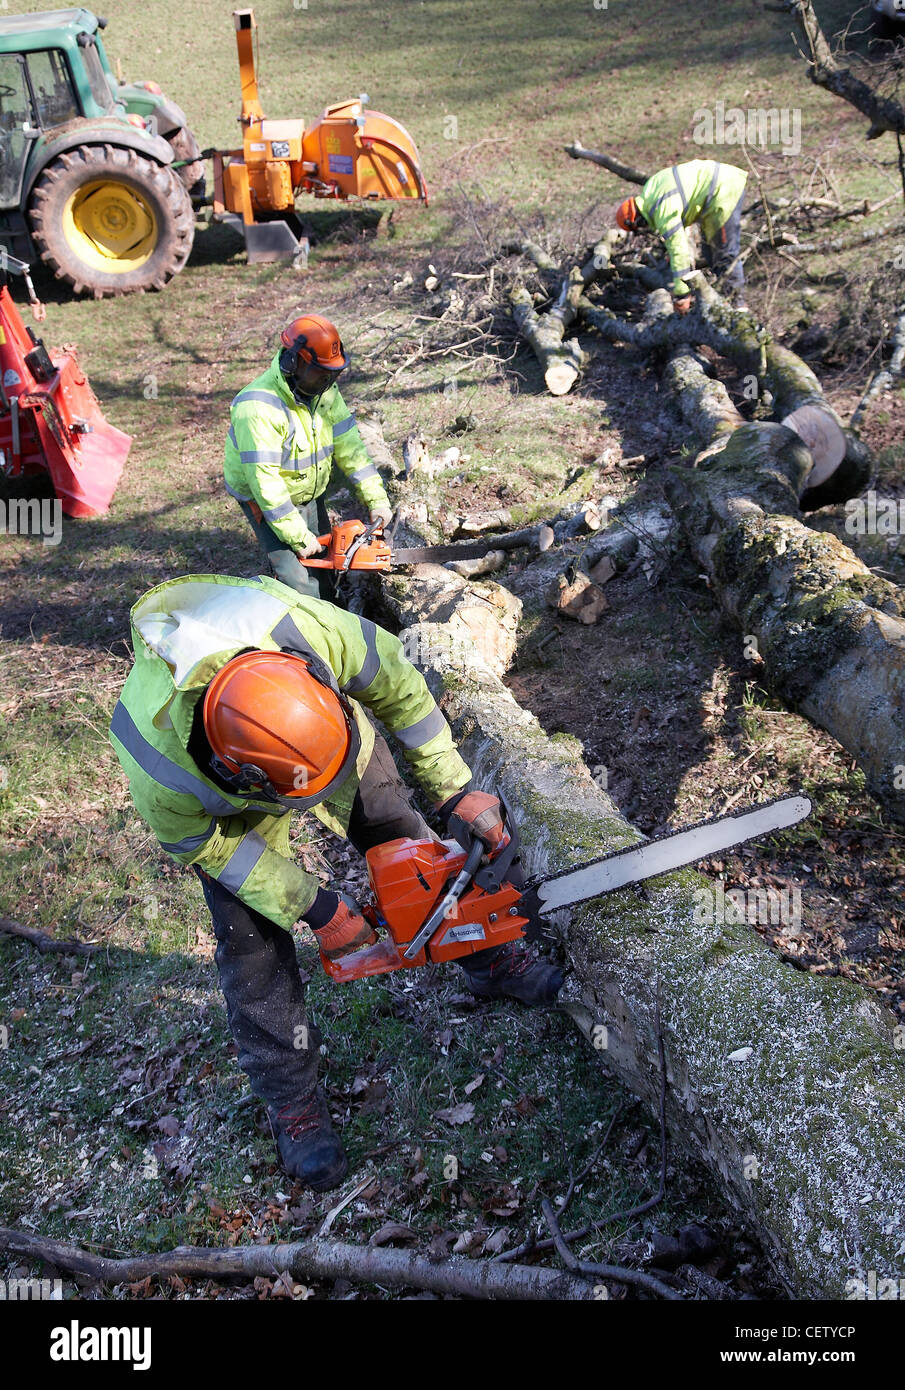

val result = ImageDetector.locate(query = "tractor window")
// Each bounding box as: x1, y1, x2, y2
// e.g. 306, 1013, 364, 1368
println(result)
25, 49, 80, 129
80, 40, 115, 113
0, 54, 33, 208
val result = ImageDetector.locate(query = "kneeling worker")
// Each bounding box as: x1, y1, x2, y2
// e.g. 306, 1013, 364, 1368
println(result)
225, 314, 393, 600
616, 160, 748, 313
110, 574, 562, 1191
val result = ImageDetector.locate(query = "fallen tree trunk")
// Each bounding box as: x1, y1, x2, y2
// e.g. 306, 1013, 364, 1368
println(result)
578, 281, 871, 509
661, 345, 905, 820
0, 1226, 593, 1300
509, 232, 622, 395
509, 270, 586, 396
374, 559, 905, 1298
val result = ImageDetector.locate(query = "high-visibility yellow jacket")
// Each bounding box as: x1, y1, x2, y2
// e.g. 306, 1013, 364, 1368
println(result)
223, 352, 391, 552
109, 574, 471, 930
634, 160, 747, 296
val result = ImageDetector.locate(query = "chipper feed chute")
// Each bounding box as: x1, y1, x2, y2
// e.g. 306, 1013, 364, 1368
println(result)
0, 269, 131, 518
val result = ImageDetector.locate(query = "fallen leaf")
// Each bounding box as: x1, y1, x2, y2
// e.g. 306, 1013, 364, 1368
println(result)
434, 1102, 475, 1125
156, 1115, 180, 1137
464, 1074, 485, 1096
369, 1222, 417, 1248
483, 1227, 511, 1254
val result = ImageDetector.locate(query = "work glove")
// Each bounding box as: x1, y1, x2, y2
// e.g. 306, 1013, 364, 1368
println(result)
308, 891, 377, 961
369, 505, 393, 530
436, 790, 505, 850
295, 530, 326, 560
672, 294, 694, 316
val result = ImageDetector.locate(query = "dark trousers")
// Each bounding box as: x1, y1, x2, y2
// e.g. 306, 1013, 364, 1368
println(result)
238, 496, 335, 603
197, 735, 438, 1111
703, 189, 746, 292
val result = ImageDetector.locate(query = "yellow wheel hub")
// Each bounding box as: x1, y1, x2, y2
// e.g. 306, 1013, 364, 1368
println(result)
63, 180, 158, 272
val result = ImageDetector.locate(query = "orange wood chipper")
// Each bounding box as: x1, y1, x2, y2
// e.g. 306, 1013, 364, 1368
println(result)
0, 256, 130, 517
211, 7, 428, 264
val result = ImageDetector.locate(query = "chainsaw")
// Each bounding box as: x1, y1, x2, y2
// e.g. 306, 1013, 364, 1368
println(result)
319, 790, 813, 982
298, 517, 495, 571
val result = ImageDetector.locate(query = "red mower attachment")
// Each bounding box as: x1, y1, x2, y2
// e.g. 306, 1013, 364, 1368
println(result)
0, 258, 131, 518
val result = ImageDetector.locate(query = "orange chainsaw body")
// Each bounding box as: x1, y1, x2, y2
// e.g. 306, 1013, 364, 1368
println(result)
301, 518, 394, 570
320, 836, 528, 982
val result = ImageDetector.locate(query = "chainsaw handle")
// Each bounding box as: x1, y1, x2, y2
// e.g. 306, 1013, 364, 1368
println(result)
297, 534, 335, 568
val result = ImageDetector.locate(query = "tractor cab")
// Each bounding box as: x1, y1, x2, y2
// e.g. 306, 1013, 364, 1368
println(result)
0, 10, 120, 209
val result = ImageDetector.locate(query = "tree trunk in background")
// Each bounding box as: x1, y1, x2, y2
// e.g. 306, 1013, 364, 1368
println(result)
661, 347, 905, 821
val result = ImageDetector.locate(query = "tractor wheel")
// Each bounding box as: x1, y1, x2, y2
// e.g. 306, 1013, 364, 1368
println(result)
166, 124, 206, 203
28, 143, 194, 298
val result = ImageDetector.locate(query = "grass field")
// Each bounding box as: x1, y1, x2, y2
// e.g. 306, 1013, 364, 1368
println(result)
0, 0, 902, 1298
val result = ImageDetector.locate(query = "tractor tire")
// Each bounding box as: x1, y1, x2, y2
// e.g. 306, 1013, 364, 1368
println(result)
166, 124, 206, 203
28, 143, 194, 298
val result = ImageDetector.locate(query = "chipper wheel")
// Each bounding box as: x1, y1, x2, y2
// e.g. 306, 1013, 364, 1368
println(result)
28, 144, 195, 298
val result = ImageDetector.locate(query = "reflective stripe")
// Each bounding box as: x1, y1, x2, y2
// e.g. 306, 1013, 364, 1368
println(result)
703, 161, 722, 213
241, 449, 284, 465
262, 498, 297, 522
232, 389, 294, 424
673, 267, 694, 278
333, 415, 356, 438
285, 443, 333, 475
647, 191, 676, 215
228, 425, 239, 449
350, 463, 378, 484
218, 831, 268, 893
110, 703, 240, 816
671, 164, 688, 214
661, 221, 683, 238
342, 617, 380, 693
271, 615, 339, 694
225, 480, 252, 502
394, 704, 446, 749
160, 822, 216, 855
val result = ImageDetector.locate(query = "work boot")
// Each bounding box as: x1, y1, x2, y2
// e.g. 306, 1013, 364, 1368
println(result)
269, 1089, 348, 1192
459, 941, 563, 1006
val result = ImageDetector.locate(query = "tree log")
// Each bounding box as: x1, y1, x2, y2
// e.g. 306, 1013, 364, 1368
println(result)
662, 347, 905, 819
0, 1226, 593, 1300
509, 273, 586, 395
374, 559, 905, 1298
564, 140, 649, 185
576, 284, 871, 506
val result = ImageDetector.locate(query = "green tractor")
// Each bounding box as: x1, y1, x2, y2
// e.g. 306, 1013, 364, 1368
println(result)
0, 7, 201, 296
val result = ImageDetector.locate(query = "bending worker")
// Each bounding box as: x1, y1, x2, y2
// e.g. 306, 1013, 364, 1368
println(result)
616, 160, 747, 313
224, 313, 393, 600
109, 573, 562, 1192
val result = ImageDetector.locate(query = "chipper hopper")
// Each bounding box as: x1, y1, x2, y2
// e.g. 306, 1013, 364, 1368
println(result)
211, 8, 428, 264
0, 256, 130, 516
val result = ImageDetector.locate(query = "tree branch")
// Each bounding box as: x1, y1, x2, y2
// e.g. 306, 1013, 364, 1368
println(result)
0, 1225, 594, 1301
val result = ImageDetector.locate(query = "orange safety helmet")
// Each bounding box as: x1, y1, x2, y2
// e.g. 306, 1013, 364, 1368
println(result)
616, 196, 643, 233
202, 649, 359, 809
279, 314, 348, 376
